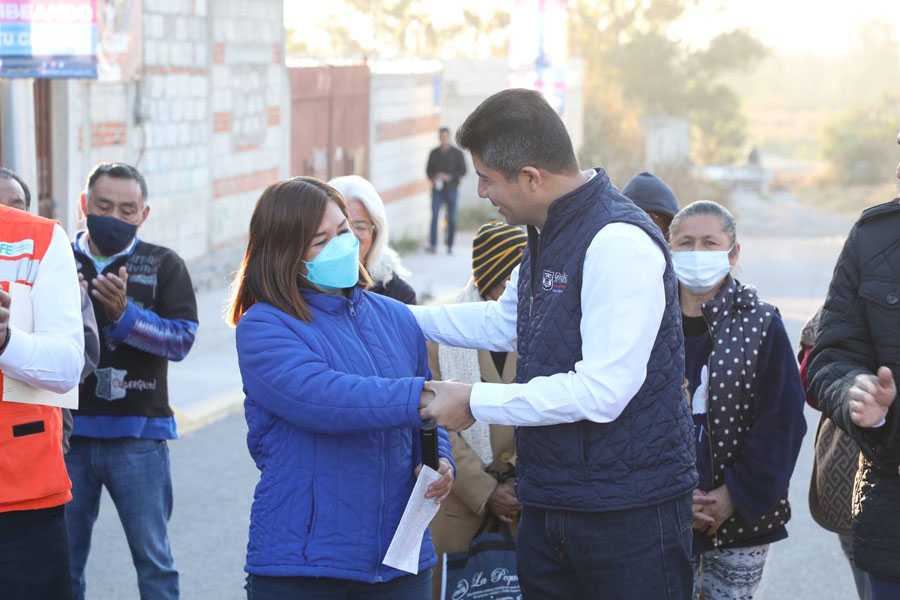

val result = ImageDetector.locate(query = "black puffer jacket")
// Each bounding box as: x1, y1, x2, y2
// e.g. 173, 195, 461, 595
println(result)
809, 199, 900, 582
370, 275, 417, 305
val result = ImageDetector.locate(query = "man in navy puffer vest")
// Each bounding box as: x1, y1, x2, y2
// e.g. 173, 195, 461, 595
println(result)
411, 89, 697, 599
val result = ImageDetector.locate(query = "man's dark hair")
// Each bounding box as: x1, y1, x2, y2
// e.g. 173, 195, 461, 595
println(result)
0, 167, 31, 210
439, 126, 450, 135
456, 89, 579, 180
86, 162, 148, 203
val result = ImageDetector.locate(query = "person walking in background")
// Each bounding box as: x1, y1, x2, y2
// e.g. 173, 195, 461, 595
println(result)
329, 175, 417, 304
808, 130, 900, 599
230, 176, 454, 600
800, 306, 870, 600
622, 171, 680, 239
66, 163, 199, 600
0, 190, 84, 599
0, 168, 100, 455
426, 127, 467, 255
413, 89, 697, 600
668, 200, 807, 600
428, 220, 527, 599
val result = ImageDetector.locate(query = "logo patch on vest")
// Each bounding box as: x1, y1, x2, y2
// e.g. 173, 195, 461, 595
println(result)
541, 269, 568, 293
0, 239, 34, 258
95, 367, 158, 401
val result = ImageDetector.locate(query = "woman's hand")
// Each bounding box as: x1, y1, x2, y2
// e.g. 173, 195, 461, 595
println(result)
849, 367, 895, 428
487, 479, 522, 523
692, 488, 717, 532
420, 458, 455, 505
701, 485, 736, 536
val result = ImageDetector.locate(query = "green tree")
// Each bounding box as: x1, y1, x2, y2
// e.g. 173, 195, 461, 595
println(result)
821, 95, 900, 185
288, 0, 509, 59
570, 0, 766, 168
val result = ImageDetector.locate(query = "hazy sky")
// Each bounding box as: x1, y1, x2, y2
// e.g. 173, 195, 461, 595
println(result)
670, 0, 899, 55
285, 1, 899, 57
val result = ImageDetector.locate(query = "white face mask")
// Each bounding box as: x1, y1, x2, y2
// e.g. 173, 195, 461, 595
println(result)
672, 246, 734, 294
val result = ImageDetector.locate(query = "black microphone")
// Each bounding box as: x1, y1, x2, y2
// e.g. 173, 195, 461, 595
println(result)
420, 418, 440, 470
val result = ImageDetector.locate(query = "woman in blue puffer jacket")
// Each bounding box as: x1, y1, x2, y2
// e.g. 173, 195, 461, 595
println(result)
229, 176, 455, 599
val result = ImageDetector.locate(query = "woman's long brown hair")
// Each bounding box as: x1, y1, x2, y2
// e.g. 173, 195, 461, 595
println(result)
228, 176, 372, 325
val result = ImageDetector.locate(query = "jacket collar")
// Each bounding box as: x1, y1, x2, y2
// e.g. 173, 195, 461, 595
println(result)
542, 167, 611, 226
700, 276, 759, 334
301, 285, 365, 315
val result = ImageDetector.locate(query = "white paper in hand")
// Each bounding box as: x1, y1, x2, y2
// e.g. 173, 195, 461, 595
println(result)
382, 465, 442, 574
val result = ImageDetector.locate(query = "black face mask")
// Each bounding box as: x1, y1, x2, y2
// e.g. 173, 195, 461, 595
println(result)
86, 214, 138, 256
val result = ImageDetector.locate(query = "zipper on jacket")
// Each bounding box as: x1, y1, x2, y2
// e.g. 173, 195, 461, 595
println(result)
702, 313, 720, 549
345, 296, 388, 580
527, 226, 542, 319
375, 431, 385, 582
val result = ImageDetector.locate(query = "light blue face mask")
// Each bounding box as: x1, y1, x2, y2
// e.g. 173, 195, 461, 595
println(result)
304, 232, 361, 291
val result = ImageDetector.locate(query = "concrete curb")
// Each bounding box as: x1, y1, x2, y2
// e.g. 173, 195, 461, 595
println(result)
174, 393, 244, 436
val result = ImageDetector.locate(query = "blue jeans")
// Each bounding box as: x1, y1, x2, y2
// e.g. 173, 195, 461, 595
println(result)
0, 506, 73, 600
245, 571, 431, 600
429, 187, 458, 250
65, 437, 178, 600
517, 493, 693, 600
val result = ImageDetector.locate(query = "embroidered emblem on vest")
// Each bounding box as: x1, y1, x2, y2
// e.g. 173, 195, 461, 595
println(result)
95, 367, 129, 401
542, 269, 568, 293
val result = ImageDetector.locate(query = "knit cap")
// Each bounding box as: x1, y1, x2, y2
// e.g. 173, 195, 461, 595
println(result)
472, 221, 528, 296
621, 172, 679, 219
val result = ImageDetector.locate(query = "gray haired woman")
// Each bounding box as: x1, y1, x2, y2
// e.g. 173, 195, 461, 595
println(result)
670, 200, 807, 600
329, 175, 417, 304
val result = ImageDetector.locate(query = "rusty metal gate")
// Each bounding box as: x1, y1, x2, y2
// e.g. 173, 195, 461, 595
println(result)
289, 64, 369, 181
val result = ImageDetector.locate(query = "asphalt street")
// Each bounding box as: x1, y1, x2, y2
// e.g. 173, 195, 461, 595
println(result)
81, 192, 867, 599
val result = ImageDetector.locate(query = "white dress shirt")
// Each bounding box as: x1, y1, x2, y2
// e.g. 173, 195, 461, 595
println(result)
0, 225, 84, 393
409, 222, 666, 426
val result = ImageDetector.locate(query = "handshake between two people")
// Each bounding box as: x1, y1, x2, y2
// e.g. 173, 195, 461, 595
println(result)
418, 380, 476, 432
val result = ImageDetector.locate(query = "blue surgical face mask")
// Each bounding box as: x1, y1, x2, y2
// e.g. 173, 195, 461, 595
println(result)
86, 214, 138, 256
303, 232, 361, 291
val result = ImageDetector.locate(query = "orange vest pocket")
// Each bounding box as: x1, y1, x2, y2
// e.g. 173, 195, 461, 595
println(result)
0, 403, 71, 506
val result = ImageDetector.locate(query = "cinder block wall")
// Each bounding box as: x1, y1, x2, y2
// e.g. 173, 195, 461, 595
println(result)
62, 0, 289, 268
368, 62, 443, 244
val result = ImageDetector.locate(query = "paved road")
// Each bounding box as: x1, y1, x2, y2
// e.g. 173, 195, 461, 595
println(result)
82, 192, 868, 599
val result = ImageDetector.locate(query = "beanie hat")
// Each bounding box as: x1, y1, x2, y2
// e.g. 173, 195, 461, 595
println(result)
621, 172, 679, 219
472, 221, 528, 296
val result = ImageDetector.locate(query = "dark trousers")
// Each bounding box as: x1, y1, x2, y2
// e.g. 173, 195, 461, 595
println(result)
429, 187, 459, 251
517, 492, 693, 600
867, 571, 900, 600
0, 505, 73, 600
245, 570, 430, 600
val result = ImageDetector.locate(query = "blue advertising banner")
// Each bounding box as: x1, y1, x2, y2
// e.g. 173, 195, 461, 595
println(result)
0, 1, 98, 78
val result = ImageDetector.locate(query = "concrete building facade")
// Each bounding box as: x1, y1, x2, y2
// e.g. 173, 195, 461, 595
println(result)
31, 0, 289, 272
368, 60, 443, 243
